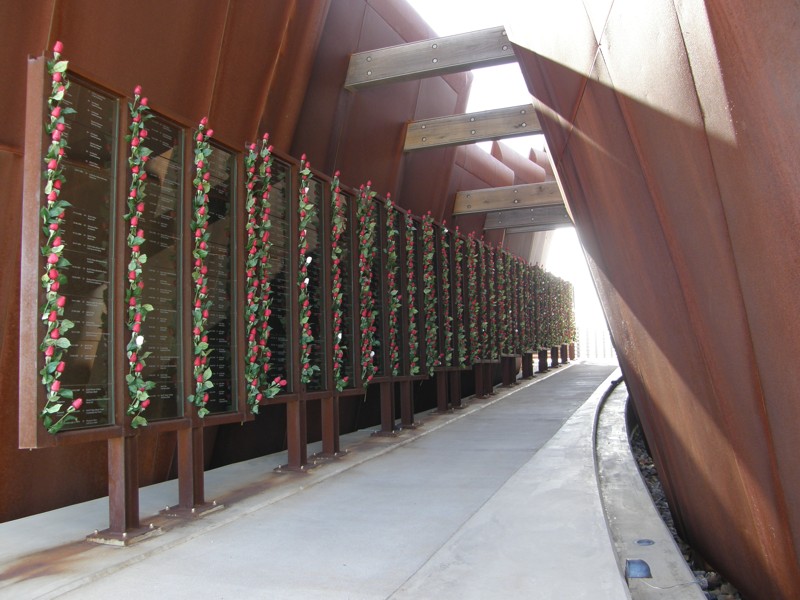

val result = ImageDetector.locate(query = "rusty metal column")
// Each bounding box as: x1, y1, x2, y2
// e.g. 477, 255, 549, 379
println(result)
379, 381, 396, 434
522, 352, 534, 378
449, 370, 463, 408
176, 426, 204, 509
436, 371, 449, 412
100, 434, 142, 543
538, 349, 549, 373
474, 362, 486, 398
285, 400, 308, 470
321, 396, 340, 456
400, 380, 415, 427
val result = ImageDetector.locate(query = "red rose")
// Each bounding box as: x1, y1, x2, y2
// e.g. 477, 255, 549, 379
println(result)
140, 98, 148, 107
72, 398, 84, 410
53, 40, 64, 53
141, 399, 150, 409
51, 380, 61, 392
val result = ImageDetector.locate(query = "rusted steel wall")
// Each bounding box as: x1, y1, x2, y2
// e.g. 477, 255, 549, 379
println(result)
0, 0, 331, 522
291, 0, 471, 221
511, 0, 800, 597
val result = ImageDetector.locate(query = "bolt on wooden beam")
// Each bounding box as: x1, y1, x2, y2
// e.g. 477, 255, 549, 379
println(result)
453, 181, 564, 216
404, 104, 540, 151
345, 26, 516, 90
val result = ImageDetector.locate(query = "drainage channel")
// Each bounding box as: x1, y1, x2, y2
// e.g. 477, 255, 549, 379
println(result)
594, 380, 705, 599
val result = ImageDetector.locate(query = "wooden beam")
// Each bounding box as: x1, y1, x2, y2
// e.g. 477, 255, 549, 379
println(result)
483, 204, 572, 230
345, 26, 516, 90
404, 104, 540, 151
453, 181, 563, 215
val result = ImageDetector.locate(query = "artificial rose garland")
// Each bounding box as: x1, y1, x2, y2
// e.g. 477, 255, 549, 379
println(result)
488, 245, 498, 359
188, 118, 214, 418
384, 195, 401, 376
498, 249, 509, 355
467, 233, 480, 363
297, 154, 319, 384
356, 182, 378, 384
421, 212, 439, 375
454, 229, 467, 368
478, 238, 489, 360
256, 136, 287, 397
525, 264, 534, 351
124, 86, 155, 428
330, 171, 349, 391
404, 212, 420, 376
39, 40, 83, 434
439, 222, 453, 366
244, 134, 286, 413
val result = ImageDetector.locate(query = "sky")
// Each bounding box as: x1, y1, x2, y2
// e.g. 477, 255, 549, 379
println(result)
406, 0, 612, 354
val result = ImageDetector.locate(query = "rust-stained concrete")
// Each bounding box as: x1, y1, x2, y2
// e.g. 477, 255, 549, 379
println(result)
511, 1, 800, 597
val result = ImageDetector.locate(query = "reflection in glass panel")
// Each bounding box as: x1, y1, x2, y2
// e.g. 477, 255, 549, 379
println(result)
57, 78, 116, 429
204, 145, 236, 413
139, 116, 182, 420
265, 160, 291, 390
306, 178, 327, 391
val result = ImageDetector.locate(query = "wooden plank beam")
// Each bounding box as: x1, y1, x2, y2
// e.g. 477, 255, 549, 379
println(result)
495, 222, 574, 233
345, 26, 516, 90
484, 204, 572, 230
404, 104, 540, 151
453, 181, 563, 215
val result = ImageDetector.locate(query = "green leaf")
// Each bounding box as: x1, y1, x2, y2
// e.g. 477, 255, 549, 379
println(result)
52, 60, 69, 73
131, 415, 148, 428
54, 337, 71, 348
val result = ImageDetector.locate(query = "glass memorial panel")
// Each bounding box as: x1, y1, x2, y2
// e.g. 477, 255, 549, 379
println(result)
203, 145, 236, 413
138, 116, 183, 420
338, 194, 356, 387
56, 78, 117, 429
265, 159, 292, 390
305, 177, 327, 391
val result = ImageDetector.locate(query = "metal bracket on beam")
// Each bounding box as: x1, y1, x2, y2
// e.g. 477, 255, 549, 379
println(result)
453, 181, 563, 215
345, 26, 516, 90
404, 104, 540, 151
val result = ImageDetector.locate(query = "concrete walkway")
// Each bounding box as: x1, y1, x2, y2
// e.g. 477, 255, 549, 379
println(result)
0, 362, 629, 599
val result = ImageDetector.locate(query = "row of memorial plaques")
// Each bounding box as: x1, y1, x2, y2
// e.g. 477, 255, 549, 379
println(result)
46, 78, 243, 431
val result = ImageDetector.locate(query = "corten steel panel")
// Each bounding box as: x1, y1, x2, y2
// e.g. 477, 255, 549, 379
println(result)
0, 1, 55, 149
56, 0, 229, 125
490, 140, 546, 185
449, 145, 515, 236
257, 0, 332, 150
291, 0, 368, 171
399, 75, 466, 220
528, 148, 554, 179
516, 0, 800, 596
208, 0, 296, 147
691, 3, 800, 587
503, 232, 535, 258
507, 0, 598, 159
334, 4, 420, 193
0, 151, 110, 522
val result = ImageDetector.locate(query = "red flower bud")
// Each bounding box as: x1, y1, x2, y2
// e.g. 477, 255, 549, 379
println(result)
48, 310, 57, 322
53, 40, 64, 53
140, 98, 148, 107
51, 380, 61, 392
56, 361, 65, 373
47, 253, 59, 264
206, 129, 214, 137
130, 216, 138, 226
141, 399, 150, 409
48, 268, 59, 280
